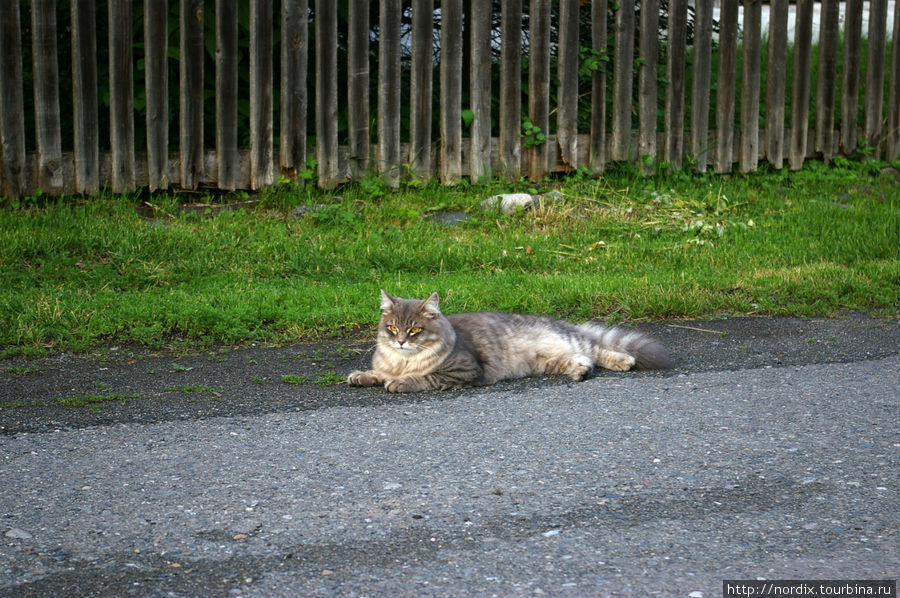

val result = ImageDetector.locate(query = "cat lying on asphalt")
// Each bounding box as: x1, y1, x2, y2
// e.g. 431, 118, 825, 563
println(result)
347, 290, 672, 393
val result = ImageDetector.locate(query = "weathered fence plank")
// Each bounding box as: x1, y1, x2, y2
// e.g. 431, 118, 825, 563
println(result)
440, 0, 463, 184
789, 0, 814, 170
71, 0, 99, 193
557, 0, 579, 170
280, 0, 308, 178
31, 0, 63, 193
180, 0, 204, 189
378, 0, 401, 187
590, 0, 608, 174
714, 0, 738, 173
316, 0, 339, 188
611, 0, 635, 161
109, 0, 135, 192
816, 0, 839, 162
250, 0, 275, 189
0, 1, 26, 200
740, 0, 761, 173
889, 0, 900, 160
499, 0, 522, 179
841, 0, 864, 154
527, 0, 551, 181
146, 0, 169, 191
690, 0, 713, 172
638, 0, 659, 171
864, 0, 888, 157
765, 0, 788, 169
348, 0, 370, 178
216, 0, 239, 190
470, 0, 493, 182
665, 0, 687, 170
410, 0, 434, 181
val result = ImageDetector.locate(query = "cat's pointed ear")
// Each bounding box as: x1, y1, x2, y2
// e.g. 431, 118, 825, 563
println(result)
421, 292, 441, 319
380, 289, 395, 313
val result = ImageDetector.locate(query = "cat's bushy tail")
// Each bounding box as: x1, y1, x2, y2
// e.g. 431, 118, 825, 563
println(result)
576, 323, 673, 370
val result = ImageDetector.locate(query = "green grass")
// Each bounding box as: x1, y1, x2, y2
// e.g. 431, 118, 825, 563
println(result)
0, 159, 897, 356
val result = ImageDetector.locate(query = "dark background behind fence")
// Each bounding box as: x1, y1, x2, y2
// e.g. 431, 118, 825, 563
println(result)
0, 0, 898, 200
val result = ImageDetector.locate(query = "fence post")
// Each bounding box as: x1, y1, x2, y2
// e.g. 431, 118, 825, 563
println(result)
714, 0, 737, 173
217, 0, 239, 190
316, 0, 339, 189
638, 0, 659, 172
590, 0, 608, 174
410, 0, 434, 182
864, 0, 888, 158
71, 0, 99, 193
611, 0, 635, 162
766, 0, 788, 169
281, 0, 309, 181
499, 0, 522, 180
527, 0, 550, 181
146, 0, 169, 191
378, 0, 401, 188
348, 0, 370, 179
0, 1, 25, 200
557, 0, 579, 171
109, 0, 135, 192
690, 0, 713, 172
789, 0, 814, 171
840, 0, 864, 154
470, 0, 493, 183
815, 0, 840, 162
889, 0, 900, 160
180, 0, 204, 189
250, 0, 275, 189
31, 0, 64, 194
666, 0, 688, 171
440, 0, 463, 184
740, 0, 761, 173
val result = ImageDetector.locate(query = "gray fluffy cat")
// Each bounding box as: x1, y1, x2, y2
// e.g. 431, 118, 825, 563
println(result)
347, 290, 672, 393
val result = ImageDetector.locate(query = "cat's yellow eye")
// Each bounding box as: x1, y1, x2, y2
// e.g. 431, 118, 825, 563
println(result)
409, 327, 422, 335
387, 325, 399, 334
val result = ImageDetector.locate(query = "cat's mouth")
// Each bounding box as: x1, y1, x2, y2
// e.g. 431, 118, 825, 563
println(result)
392, 343, 418, 353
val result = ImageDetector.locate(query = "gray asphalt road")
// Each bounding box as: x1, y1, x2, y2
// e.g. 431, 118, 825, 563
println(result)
1, 315, 898, 597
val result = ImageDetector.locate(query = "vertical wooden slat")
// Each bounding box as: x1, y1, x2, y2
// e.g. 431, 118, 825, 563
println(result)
109, 0, 135, 192
637, 0, 659, 170
557, 0, 579, 170
815, 0, 839, 162
610, 0, 635, 161
665, 0, 687, 170
765, 0, 788, 169
31, 0, 63, 193
714, 0, 738, 173
690, 0, 713, 172
590, 0, 608, 174
440, 0, 463, 184
180, 0, 204, 189
378, 0, 401, 187
217, 0, 239, 189
280, 0, 309, 178
250, 0, 274, 188
348, 0, 370, 178
499, 0, 522, 179
316, 0, 339, 188
146, 0, 169, 191
470, 0, 493, 182
840, 0, 864, 154
739, 0, 761, 173
0, 1, 26, 199
71, 0, 99, 194
888, 0, 900, 160
863, 0, 888, 156
410, 0, 434, 181
527, 0, 550, 181
789, 0, 814, 170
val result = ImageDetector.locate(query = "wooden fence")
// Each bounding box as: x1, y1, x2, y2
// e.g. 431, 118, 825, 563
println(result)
0, 1, 898, 199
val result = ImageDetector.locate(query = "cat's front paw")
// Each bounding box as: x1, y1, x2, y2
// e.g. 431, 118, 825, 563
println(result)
384, 376, 423, 393
348, 370, 381, 386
